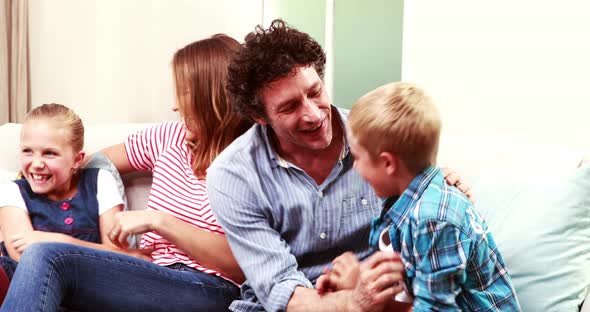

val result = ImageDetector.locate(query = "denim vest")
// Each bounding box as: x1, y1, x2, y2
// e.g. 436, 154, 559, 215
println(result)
14, 168, 101, 244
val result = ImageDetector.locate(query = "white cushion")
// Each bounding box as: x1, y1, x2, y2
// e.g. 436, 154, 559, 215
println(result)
472, 165, 590, 311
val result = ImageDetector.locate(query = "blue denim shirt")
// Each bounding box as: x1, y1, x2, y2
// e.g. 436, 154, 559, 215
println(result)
208, 108, 381, 312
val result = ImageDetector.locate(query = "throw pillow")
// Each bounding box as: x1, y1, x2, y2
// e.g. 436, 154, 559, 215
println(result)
472, 165, 590, 312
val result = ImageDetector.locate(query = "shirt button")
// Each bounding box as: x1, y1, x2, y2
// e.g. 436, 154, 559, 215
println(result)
64, 217, 74, 225
318, 191, 324, 198
60, 202, 70, 211
320, 232, 327, 239
361, 198, 368, 206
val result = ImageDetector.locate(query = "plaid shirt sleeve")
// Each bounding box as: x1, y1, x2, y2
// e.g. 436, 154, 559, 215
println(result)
411, 219, 469, 311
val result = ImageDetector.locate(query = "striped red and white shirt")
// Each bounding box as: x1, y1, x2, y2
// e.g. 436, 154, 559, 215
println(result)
125, 121, 231, 281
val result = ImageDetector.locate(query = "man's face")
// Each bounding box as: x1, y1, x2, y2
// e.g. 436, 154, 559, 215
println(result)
258, 66, 332, 153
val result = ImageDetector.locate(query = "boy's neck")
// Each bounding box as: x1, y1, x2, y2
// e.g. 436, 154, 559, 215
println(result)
391, 174, 415, 198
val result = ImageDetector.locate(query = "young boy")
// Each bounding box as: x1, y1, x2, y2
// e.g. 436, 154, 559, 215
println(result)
336, 82, 520, 311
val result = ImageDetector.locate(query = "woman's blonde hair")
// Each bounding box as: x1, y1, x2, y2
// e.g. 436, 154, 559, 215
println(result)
172, 34, 253, 178
348, 82, 441, 175
24, 103, 84, 152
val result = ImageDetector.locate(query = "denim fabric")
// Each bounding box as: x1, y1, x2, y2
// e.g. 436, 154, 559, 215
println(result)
0, 254, 17, 280
0, 242, 239, 312
14, 168, 101, 243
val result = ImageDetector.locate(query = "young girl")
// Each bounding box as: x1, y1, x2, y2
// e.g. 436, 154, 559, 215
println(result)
0, 104, 147, 300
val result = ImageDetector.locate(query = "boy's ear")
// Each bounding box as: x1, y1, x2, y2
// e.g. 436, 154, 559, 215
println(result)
379, 151, 398, 176
73, 151, 86, 170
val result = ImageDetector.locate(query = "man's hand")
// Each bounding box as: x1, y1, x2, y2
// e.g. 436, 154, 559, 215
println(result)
317, 252, 360, 294
442, 167, 474, 202
347, 251, 405, 312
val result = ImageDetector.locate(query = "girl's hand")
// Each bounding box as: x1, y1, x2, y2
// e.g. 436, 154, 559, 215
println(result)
10, 231, 61, 254
108, 210, 162, 248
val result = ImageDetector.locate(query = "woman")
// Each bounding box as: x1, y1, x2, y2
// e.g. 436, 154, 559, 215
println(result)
0, 34, 253, 312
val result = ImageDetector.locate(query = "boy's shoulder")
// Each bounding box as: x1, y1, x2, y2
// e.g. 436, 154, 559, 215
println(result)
412, 174, 475, 230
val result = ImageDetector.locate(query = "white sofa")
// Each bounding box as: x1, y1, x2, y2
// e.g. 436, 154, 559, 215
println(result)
1, 122, 589, 311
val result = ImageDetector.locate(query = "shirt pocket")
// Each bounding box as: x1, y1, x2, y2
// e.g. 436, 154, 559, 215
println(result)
339, 195, 378, 236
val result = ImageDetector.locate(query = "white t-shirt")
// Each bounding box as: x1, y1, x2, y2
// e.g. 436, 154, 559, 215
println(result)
0, 169, 123, 214
380, 227, 414, 303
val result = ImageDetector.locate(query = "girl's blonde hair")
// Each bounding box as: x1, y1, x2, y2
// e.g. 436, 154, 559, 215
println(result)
24, 103, 85, 152
172, 34, 253, 178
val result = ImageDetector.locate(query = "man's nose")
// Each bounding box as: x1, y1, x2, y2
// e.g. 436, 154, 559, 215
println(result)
301, 99, 322, 122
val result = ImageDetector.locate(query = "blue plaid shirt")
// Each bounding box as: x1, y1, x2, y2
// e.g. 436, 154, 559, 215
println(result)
369, 167, 520, 311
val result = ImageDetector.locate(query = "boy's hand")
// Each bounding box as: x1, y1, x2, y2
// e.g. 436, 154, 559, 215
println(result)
331, 251, 361, 290
317, 252, 361, 295
442, 167, 475, 203
316, 270, 336, 295
347, 251, 405, 312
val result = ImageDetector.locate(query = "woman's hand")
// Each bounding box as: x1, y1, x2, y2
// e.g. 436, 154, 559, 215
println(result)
108, 210, 163, 248
119, 247, 153, 261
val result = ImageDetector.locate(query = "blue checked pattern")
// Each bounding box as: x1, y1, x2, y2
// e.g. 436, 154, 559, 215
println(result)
369, 167, 521, 311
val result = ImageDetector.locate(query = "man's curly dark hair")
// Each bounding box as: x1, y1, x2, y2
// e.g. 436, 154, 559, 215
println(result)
227, 19, 326, 120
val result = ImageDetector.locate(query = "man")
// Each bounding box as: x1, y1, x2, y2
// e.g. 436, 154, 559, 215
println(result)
207, 19, 467, 312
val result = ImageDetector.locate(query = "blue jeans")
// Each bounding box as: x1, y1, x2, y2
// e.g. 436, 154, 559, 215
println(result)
0, 242, 239, 312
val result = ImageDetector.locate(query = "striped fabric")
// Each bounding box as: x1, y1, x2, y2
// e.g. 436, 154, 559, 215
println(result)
369, 167, 521, 311
208, 108, 381, 312
125, 121, 231, 282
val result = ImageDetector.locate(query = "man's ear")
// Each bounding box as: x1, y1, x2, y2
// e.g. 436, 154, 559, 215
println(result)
379, 151, 398, 176
73, 150, 86, 170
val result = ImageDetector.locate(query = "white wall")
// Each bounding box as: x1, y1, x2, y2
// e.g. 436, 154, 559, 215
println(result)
403, 0, 590, 150
29, 0, 262, 123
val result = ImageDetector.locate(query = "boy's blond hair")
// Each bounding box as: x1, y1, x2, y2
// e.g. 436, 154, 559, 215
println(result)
348, 82, 441, 175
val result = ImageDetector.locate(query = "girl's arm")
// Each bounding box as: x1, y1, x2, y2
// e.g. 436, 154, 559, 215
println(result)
109, 210, 245, 284
3, 205, 150, 262
0, 206, 35, 261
